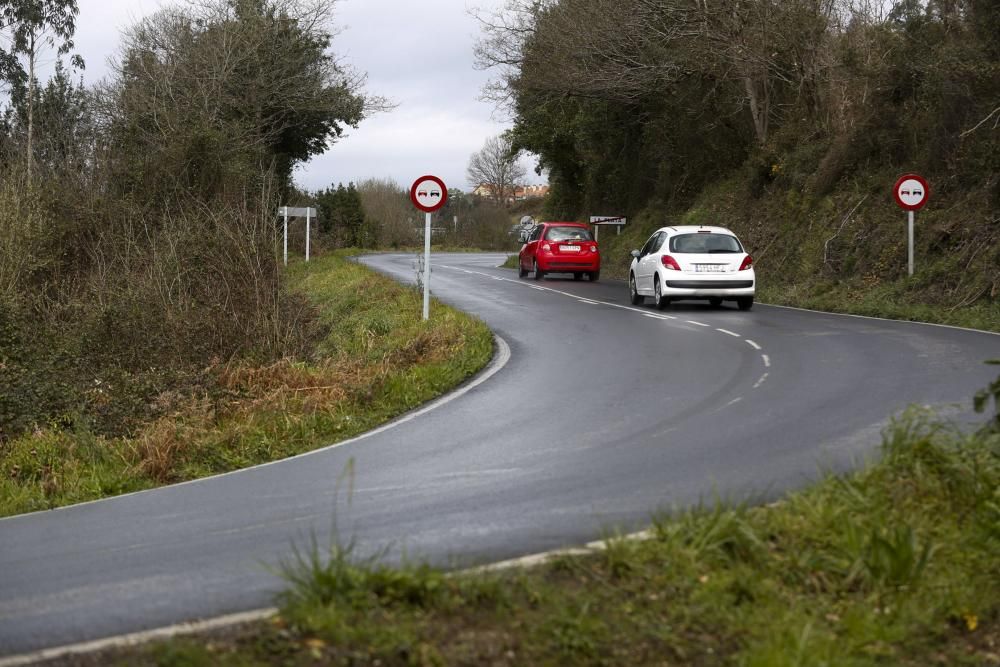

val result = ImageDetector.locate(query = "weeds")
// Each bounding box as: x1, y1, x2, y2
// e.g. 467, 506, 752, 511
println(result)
99, 399, 1000, 665
0, 255, 492, 516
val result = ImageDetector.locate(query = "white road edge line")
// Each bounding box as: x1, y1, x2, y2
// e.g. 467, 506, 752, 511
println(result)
0, 610, 280, 667
762, 354, 771, 368
716, 328, 741, 337
685, 320, 710, 327
0, 527, 660, 666
4, 262, 801, 664
760, 302, 1000, 337
746, 339, 762, 350
0, 335, 513, 525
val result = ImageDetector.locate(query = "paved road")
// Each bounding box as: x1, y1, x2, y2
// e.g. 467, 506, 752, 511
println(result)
1, 252, 997, 657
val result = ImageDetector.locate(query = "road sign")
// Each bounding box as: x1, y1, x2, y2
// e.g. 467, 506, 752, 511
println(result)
892, 173, 929, 277
893, 173, 929, 211
410, 175, 448, 213
410, 175, 448, 320
590, 215, 627, 241
590, 215, 627, 225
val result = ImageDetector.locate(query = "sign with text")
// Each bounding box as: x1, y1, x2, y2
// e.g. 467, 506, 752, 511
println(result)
590, 215, 627, 225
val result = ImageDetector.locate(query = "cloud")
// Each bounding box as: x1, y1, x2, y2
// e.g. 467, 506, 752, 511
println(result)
70, 0, 539, 192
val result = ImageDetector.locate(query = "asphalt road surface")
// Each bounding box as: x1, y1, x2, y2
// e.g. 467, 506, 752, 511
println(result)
1, 252, 997, 657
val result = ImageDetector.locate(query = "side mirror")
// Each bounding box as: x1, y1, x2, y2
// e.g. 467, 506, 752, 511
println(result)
630, 249, 641, 259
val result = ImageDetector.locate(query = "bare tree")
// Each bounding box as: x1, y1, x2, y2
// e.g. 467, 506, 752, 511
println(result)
474, 0, 837, 146
101, 0, 390, 199
467, 134, 525, 206
357, 177, 414, 248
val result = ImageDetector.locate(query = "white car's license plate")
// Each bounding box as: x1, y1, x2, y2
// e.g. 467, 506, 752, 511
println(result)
560, 245, 581, 252
695, 264, 725, 273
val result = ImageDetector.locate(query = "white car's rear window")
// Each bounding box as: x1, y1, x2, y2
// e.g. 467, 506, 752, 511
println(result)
670, 233, 742, 254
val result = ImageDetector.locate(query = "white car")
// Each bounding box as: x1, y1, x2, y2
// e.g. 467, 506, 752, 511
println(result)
628, 225, 755, 310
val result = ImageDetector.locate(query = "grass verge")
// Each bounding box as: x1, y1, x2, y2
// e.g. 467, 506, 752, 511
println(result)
72, 404, 1000, 666
0, 254, 493, 517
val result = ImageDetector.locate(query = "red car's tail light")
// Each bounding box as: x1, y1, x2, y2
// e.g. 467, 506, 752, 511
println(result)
661, 255, 681, 270
739, 255, 753, 271
542, 243, 551, 252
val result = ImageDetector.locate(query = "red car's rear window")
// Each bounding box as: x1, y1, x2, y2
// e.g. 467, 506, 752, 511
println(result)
544, 226, 593, 242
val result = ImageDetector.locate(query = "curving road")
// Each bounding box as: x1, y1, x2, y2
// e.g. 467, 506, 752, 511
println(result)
1, 252, 997, 657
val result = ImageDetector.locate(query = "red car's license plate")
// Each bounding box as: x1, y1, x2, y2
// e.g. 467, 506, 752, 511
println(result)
560, 245, 581, 252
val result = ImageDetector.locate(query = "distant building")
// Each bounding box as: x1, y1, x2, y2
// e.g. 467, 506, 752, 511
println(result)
472, 183, 550, 205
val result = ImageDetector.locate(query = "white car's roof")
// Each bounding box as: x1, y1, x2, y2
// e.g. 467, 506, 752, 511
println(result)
658, 225, 736, 235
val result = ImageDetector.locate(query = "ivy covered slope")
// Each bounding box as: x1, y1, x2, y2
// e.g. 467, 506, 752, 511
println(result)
481, 1, 998, 330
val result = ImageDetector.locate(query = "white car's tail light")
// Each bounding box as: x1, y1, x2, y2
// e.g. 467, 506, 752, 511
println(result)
739, 255, 753, 271
661, 255, 681, 270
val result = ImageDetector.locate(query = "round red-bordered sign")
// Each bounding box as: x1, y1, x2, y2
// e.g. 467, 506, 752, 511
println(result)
410, 175, 448, 213
893, 173, 929, 211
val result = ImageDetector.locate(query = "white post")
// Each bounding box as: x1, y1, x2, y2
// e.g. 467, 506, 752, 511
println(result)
908, 210, 914, 276
594, 226, 599, 242
305, 209, 311, 262
283, 210, 288, 266
423, 212, 432, 320
454, 215, 458, 234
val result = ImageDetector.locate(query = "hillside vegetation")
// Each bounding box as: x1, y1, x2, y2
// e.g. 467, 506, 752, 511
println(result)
0, 0, 380, 446
478, 0, 998, 327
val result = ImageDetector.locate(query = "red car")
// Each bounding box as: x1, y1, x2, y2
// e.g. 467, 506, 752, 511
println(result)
518, 222, 601, 281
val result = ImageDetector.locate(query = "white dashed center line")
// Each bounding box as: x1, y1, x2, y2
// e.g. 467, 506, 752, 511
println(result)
437, 263, 774, 383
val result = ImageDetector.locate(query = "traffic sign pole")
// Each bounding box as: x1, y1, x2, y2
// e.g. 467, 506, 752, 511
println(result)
908, 210, 914, 277
423, 212, 432, 320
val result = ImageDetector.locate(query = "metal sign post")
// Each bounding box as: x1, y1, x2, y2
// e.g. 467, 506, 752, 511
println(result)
908, 210, 914, 276
278, 206, 318, 266
892, 174, 929, 277
409, 175, 449, 320
590, 216, 628, 243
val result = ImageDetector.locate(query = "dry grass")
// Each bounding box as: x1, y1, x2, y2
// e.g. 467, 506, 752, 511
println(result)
0, 254, 493, 515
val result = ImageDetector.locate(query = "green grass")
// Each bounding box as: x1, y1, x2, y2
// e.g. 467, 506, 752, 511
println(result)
0, 254, 493, 517
757, 281, 1000, 333
95, 404, 1000, 666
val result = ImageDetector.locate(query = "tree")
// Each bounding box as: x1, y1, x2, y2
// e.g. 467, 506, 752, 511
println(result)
467, 133, 525, 206
1, 0, 83, 182
357, 177, 412, 248
315, 182, 368, 247
104, 0, 386, 202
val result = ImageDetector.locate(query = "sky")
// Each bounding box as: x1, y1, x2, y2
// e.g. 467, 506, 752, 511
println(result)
70, 0, 541, 194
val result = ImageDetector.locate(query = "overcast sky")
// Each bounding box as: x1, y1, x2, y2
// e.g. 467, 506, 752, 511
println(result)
72, 0, 540, 193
